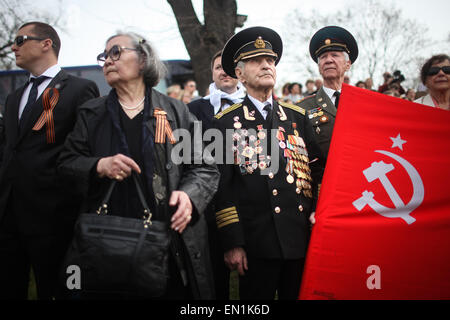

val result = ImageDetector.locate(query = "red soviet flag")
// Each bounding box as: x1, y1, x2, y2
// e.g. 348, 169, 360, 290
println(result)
299, 84, 450, 300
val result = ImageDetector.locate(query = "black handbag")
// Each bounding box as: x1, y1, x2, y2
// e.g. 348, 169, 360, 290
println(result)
61, 174, 170, 297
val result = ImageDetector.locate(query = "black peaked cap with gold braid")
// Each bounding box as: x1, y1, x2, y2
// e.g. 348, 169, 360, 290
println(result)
221, 26, 283, 78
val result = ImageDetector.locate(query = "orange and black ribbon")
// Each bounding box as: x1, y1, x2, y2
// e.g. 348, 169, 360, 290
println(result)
32, 87, 59, 144
154, 108, 176, 144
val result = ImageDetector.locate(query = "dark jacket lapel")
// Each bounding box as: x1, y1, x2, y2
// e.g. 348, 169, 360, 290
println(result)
5, 84, 27, 144
316, 87, 337, 118
16, 70, 69, 143
241, 96, 265, 127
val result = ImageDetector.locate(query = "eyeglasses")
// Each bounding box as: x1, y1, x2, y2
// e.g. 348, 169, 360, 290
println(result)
13, 35, 45, 47
96, 45, 138, 67
427, 66, 450, 76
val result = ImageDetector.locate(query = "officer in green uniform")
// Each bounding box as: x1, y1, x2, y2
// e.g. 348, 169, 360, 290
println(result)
213, 26, 324, 300
296, 26, 358, 160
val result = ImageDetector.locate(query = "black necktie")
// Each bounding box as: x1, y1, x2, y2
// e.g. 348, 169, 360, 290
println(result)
19, 76, 49, 130
263, 103, 272, 121
333, 91, 340, 108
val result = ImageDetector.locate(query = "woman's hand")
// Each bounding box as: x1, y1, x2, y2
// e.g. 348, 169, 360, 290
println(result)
169, 191, 193, 233
96, 153, 141, 180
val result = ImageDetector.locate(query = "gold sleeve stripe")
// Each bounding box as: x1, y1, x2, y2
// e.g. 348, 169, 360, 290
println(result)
214, 103, 242, 119
278, 101, 306, 115
216, 210, 237, 221
217, 218, 240, 229
216, 214, 239, 226
216, 206, 237, 216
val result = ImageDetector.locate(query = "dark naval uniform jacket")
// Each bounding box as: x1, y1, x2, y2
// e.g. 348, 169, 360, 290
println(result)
296, 87, 336, 160
213, 96, 324, 260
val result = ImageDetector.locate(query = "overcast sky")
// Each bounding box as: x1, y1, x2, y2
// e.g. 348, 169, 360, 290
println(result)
22, 0, 450, 86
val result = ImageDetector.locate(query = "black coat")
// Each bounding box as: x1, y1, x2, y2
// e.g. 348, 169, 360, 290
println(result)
58, 88, 219, 299
0, 70, 99, 235
214, 96, 324, 259
188, 98, 215, 133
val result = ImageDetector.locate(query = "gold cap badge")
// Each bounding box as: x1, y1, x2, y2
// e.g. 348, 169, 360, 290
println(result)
255, 36, 266, 49
325, 38, 331, 45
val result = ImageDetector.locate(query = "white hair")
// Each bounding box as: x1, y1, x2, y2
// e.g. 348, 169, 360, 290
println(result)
236, 60, 246, 71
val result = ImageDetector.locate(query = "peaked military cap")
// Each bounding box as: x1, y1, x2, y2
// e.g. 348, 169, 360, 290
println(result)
221, 26, 283, 78
309, 26, 358, 63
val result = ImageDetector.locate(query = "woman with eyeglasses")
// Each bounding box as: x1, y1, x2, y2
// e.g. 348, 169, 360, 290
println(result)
58, 32, 219, 299
415, 54, 450, 110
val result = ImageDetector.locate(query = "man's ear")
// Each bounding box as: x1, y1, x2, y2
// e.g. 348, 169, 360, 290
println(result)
42, 38, 53, 52
345, 61, 352, 72
235, 67, 245, 84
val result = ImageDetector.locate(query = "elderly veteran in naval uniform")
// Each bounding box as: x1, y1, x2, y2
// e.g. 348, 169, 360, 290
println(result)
296, 26, 358, 161
213, 26, 324, 300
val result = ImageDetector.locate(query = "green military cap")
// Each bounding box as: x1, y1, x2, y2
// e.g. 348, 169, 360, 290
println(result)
309, 26, 358, 63
221, 26, 283, 78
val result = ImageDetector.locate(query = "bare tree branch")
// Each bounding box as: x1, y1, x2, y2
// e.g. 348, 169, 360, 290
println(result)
282, 0, 441, 88
0, 0, 66, 70
167, 0, 243, 95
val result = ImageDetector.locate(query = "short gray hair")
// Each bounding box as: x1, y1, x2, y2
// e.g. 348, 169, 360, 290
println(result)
235, 60, 246, 75
106, 32, 167, 87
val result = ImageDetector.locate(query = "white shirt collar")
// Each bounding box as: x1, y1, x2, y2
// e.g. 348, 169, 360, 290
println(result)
29, 64, 61, 80
248, 94, 273, 120
322, 86, 340, 105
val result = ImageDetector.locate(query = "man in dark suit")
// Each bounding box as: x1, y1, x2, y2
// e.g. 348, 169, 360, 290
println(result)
296, 26, 358, 161
0, 21, 99, 299
213, 27, 324, 299
187, 51, 245, 299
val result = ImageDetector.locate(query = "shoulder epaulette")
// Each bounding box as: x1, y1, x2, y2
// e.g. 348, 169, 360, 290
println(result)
296, 94, 316, 104
278, 100, 306, 115
214, 103, 242, 119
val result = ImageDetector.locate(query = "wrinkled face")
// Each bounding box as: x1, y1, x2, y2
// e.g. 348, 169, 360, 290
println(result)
318, 51, 351, 82
235, 55, 276, 91
212, 56, 238, 93
12, 25, 46, 70
425, 59, 450, 93
102, 35, 143, 87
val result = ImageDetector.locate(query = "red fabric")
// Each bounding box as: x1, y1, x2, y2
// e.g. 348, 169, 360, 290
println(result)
299, 84, 450, 300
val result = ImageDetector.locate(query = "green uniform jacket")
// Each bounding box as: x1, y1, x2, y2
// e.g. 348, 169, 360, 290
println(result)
296, 87, 336, 160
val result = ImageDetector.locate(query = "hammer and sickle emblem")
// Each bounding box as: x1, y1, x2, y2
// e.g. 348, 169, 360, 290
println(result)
352, 150, 424, 224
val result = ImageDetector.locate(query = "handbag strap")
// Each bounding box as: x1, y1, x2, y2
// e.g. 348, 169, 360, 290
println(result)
96, 173, 153, 228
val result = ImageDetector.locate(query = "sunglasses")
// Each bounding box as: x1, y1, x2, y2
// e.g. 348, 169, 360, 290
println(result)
427, 66, 450, 76
13, 35, 45, 47
96, 45, 139, 67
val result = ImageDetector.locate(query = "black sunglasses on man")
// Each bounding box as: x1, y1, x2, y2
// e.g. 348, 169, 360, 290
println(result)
13, 35, 46, 47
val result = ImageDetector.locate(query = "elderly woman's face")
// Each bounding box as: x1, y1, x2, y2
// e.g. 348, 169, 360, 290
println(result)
425, 59, 450, 93
102, 35, 143, 87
